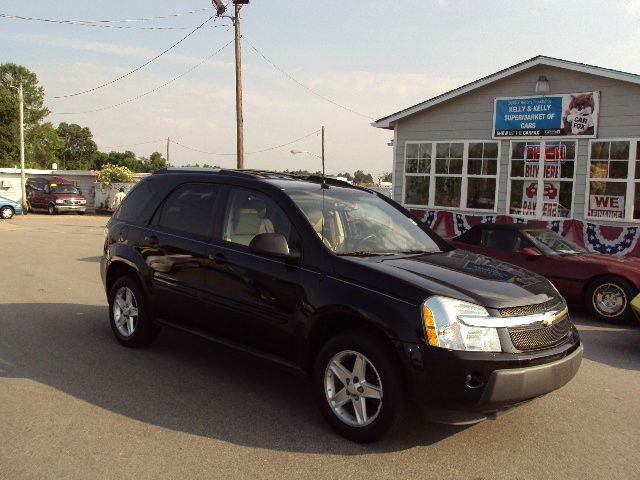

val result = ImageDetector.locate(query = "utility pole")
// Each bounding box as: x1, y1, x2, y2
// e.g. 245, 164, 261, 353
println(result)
18, 81, 25, 211
234, 2, 244, 170
166, 137, 170, 167
212, 0, 248, 170
3, 73, 27, 213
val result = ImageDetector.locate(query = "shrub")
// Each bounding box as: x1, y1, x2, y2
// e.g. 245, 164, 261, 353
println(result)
98, 164, 134, 185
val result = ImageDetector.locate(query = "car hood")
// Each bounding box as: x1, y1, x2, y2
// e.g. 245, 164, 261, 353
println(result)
340, 249, 560, 310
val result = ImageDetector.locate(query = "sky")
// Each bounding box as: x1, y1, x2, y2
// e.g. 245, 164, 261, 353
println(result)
1, 0, 640, 178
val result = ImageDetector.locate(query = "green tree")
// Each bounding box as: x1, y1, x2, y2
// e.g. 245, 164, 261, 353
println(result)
0, 63, 50, 167
353, 170, 374, 184
337, 172, 353, 181
26, 122, 62, 168
382, 172, 392, 182
141, 151, 168, 173
56, 122, 97, 170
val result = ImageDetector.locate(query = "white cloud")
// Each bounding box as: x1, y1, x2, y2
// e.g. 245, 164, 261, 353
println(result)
624, 0, 640, 14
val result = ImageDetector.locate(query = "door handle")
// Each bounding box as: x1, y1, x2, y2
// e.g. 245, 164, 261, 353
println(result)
208, 253, 226, 264
145, 235, 159, 246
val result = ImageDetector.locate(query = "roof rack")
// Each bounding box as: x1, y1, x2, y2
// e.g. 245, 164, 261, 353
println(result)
153, 168, 365, 190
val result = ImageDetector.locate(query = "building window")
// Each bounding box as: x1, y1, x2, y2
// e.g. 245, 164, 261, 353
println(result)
403, 141, 499, 211
508, 141, 576, 218
586, 140, 639, 221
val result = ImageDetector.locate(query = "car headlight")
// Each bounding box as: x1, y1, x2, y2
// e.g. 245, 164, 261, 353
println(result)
55, 199, 64, 204
80, 199, 86, 204
422, 296, 501, 352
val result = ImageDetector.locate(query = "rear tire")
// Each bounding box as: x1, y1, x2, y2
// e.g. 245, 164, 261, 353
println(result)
313, 329, 404, 442
0, 206, 14, 219
585, 276, 636, 324
108, 275, 160, 347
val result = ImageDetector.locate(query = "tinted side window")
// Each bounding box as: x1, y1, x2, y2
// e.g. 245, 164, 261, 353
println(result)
116, 182, 153, 224
481, 229, 519, 252
222, 188, 292, 247
156, 183, 219, 239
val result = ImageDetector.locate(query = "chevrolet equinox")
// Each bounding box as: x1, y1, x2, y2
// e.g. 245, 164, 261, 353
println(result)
100, 169, 583, 442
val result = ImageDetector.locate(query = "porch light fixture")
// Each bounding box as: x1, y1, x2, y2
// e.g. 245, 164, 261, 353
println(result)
535, 75, 550, 94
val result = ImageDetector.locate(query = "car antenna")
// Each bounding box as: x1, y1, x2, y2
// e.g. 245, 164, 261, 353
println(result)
320, 125, 328, 189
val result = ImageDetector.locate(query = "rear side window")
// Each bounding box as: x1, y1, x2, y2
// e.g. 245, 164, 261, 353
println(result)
116, 182, 154, 224
156, 183, 219, 239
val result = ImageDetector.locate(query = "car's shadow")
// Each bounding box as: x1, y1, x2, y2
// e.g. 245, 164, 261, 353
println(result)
570, 308, 640, 371
0, 303, 464, 453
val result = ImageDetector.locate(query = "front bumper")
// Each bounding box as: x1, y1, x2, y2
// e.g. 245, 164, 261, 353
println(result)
55, 204, 86, 213
401, 327, 582, 420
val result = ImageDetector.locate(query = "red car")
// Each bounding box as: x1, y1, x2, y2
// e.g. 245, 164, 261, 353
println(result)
26, 176, 87, 215
450, 224, 640, 324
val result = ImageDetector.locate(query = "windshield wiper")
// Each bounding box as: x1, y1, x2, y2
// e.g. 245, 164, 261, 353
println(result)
396, 249, 436, 255
336, 251, 396, 257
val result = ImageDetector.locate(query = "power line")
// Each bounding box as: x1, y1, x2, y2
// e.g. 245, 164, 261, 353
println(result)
52, 15, 216, 99
242, 36, 375, 121
101, 139, 166, 150
52, 39, 234, 115
0, 7, 214, 25
173, 129, 321, 156
0, 12, 229, 30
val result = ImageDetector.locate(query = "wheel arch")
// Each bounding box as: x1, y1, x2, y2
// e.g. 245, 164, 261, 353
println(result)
303, 310, 409, 390
106, 259, 145, 297
581, 273, 639, 303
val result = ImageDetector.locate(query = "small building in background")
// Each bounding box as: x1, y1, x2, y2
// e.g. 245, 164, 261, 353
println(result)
372, 56, 640, 256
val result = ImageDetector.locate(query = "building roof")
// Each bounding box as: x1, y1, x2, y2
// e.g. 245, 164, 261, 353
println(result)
372, 55, 640, 129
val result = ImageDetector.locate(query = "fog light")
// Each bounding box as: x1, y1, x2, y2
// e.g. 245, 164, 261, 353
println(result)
465, 372, 486, 389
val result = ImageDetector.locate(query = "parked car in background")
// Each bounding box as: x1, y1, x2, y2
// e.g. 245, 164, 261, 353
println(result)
0, 195, 23, 219
101, 169, 582, 442
450, 224, 640, 324
26, 176, 86, 215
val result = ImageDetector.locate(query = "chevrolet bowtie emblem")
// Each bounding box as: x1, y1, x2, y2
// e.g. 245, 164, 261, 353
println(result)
542, 306, 568, 326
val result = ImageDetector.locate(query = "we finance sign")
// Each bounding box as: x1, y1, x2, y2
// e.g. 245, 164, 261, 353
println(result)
493, 92, 599, 138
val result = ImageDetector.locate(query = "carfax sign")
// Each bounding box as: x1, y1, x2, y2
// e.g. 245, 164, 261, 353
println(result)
493, 92, 599, 138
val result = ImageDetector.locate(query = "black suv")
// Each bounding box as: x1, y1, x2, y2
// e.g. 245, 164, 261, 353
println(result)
101, 169, 583, 442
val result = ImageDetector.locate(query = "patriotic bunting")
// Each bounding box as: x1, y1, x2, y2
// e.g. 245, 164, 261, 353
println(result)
409, 209, 640, 257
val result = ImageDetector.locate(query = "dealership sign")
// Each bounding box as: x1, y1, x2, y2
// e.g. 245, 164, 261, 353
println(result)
588, 195, 625, 219
493, 92, 599, 138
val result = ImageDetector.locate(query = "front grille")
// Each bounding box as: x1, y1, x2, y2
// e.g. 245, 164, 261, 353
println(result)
498, 298, 561, 317
63, 199, 80, 205
508, 316, 571, 351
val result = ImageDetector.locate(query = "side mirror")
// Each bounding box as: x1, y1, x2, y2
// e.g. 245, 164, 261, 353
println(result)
249, 233, 300, 261
521, 247, 542, 258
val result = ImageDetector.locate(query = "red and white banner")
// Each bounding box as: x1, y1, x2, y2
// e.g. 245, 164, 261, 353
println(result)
409, 209, 640, 257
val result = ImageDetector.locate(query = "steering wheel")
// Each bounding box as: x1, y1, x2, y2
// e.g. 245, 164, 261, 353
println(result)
353, 234, 378, 251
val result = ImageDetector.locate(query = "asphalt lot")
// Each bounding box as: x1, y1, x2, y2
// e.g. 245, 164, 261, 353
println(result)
1, 214, 639, 480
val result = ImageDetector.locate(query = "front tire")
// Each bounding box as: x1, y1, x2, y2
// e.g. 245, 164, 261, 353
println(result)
0, 206, 14, 219
313, 329, 404, 442
585, 276, 637, 324
108, 275, 160, 347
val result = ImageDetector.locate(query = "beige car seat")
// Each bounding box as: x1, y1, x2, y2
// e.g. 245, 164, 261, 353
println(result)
229, 199, 274, 246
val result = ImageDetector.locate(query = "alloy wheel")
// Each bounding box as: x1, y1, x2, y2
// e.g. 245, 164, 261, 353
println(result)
324, 350, 383, 427
113, 286, 139, 337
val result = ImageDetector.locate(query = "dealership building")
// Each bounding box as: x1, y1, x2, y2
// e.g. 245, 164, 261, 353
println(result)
373, 56, 640, 256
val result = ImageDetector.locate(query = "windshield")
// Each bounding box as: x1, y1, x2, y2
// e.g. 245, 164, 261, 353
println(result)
524, 229, 584, 255
286, 186, 442, 255
51, 185, 79, 195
